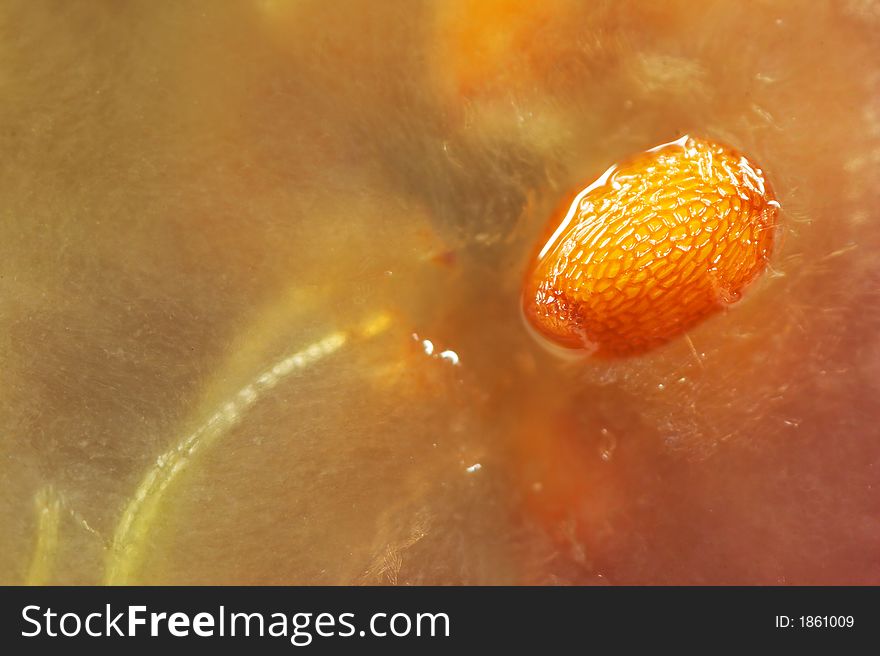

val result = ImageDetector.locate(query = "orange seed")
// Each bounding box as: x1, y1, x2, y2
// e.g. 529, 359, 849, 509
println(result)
522, 135, 780, 357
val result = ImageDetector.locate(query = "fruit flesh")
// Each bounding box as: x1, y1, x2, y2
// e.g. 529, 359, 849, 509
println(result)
3, 1, 879, 587
522, 136, 780, 357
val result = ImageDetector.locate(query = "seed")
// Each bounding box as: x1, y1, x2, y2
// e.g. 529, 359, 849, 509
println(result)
522, 136, 780, 357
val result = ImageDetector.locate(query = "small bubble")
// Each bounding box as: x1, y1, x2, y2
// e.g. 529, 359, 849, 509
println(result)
598, 428, 617, 462
439, 349, 460, 366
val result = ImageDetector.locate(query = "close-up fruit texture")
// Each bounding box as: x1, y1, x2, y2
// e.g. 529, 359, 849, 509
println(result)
522, 136, 780, 357
2, 0, 879, 588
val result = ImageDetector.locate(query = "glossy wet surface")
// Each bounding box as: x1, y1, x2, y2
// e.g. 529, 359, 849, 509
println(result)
522, 135, 779, 356
1, 0, 879, 584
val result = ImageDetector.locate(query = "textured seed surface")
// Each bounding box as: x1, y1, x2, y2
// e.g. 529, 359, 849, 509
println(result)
522, 136, 780, 357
